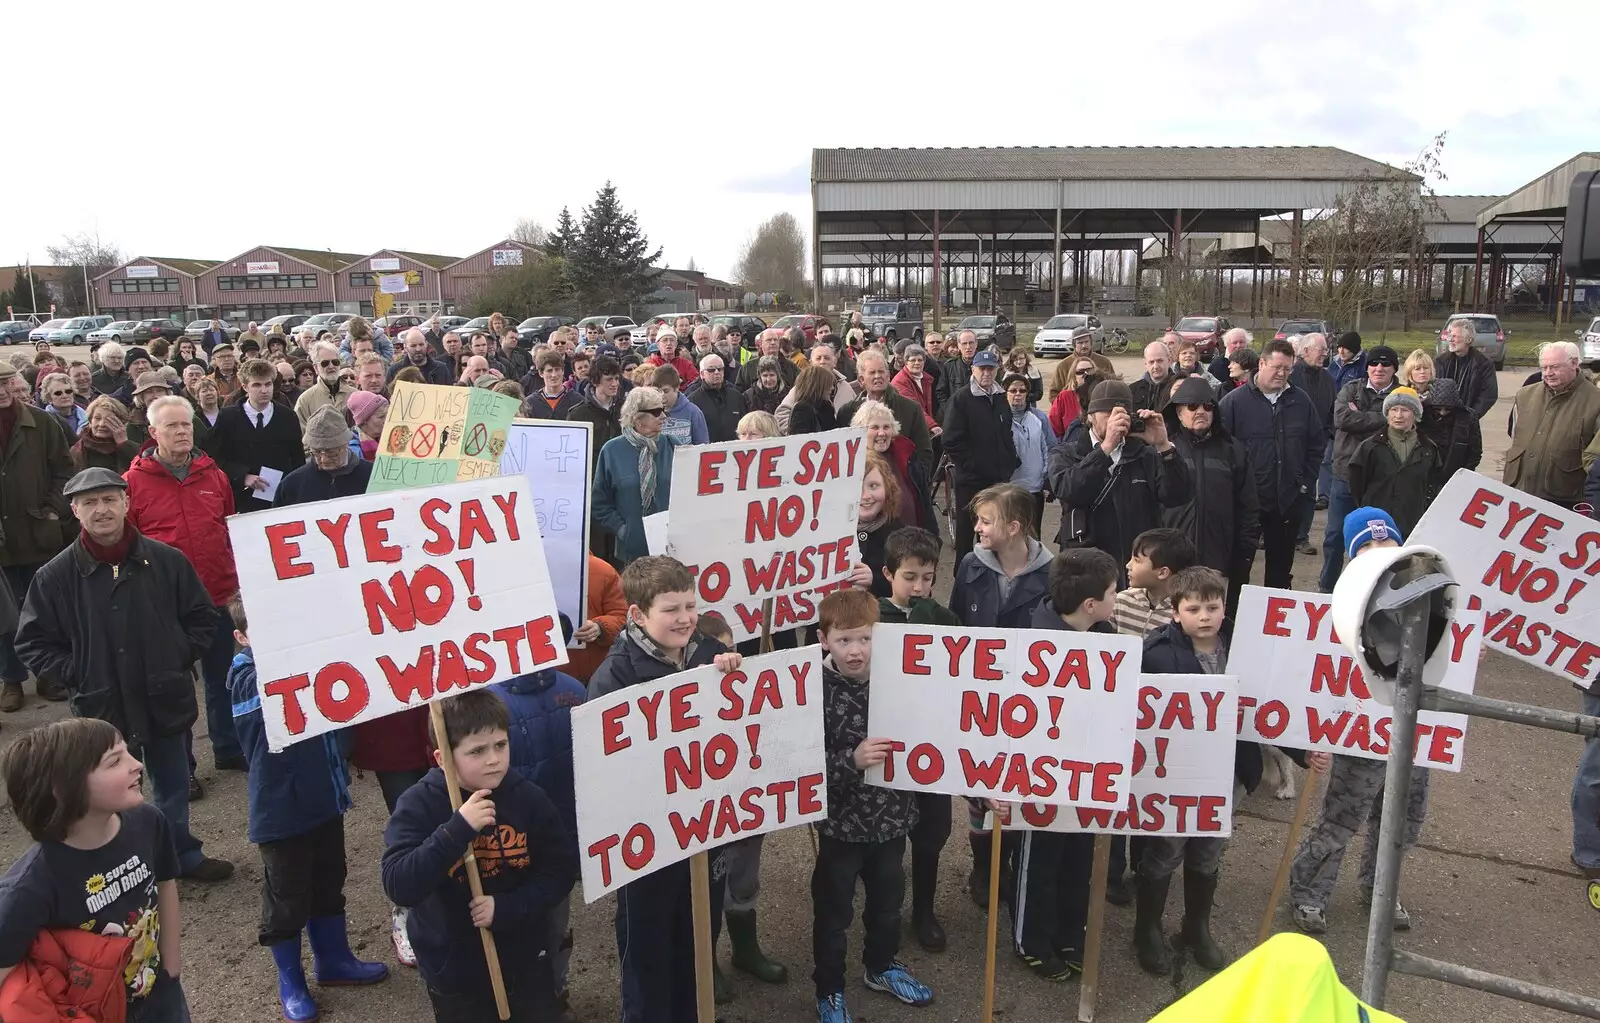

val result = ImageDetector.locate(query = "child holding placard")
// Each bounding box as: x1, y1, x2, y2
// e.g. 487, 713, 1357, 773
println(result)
587, 557, 744, 1023
1289, 507, 1426, 936
813, 588, 932, 1023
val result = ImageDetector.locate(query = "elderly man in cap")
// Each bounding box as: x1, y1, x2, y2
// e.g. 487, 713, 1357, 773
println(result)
1048, 378, 1190, 585
0, 360, 74, 712
1321, 343, 1400, 591
943, 349, 1022, 560
276, 406, 372, 505
294, 341, 356, 428
15, 466, 234, 880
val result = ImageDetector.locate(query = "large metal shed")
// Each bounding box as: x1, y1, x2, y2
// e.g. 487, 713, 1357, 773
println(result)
1474, 152, 1600, 322
810, 146, 1413, 327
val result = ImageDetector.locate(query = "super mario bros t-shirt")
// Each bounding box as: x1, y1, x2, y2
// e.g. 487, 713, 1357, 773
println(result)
0, 802, 179, 1000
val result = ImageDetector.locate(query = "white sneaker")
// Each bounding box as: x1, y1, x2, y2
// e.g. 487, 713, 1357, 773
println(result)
391, 907, 417, 967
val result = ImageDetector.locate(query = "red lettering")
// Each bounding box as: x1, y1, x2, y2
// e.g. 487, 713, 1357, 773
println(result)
906, 743, 943, 784
602, 703, 631, 754
263, 673, 312, 734
266, 522, 312, 580
1264, 596, 1294, 636
490, 491, 521, 541
668, 682, 699, 733
523, 616, 558, 666
587, 834, 620, 888
361, 508, 402, 563
378, 648, 435, 702
796, 773, 823, 816
959, 691, 998, 736
457, 499, 496, 550
314, 514, 352, 569
698, 451, 726, 496
973, 638, 1004, 681
1460, 486, 1502, 528
902, 634, 932, 676
620, 822, 653, 872
312, 662, 369, 724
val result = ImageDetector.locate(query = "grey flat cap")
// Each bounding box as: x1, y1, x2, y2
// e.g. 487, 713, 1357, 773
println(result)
64, 467, 128, 498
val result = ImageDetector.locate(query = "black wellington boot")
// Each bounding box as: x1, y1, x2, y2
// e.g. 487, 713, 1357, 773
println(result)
1179, 870, 1226, 970
1133, 872, 1172, 976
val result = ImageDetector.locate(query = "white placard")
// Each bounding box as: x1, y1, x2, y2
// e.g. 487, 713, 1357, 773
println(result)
228, 476, 566, 751
662, 429, 864, 643
492, 248, 524, 267
864, 624, 1143, 809
1230, 585, 1480, 770
1412, 469, 1600, 686
572, 647, 826, 898
498, 419, 592, 646
1003, 675, 1236, 837
378, 274, 409, 295
370, 257, 402, 272
125, 265, 159, 279
246, 261, 280, 274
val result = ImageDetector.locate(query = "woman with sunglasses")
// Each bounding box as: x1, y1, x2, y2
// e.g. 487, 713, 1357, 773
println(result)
37, 372, 88, 443
1048, 358, 1101, 437
593, 385, 677, 564
1002, 347, 1043, 405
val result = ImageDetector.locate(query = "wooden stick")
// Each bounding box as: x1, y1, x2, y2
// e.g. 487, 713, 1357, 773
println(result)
690, 851, 716, 1023
1259, 764, 1320, 944
428, 701, 511, 1021
759, 596, 775, 655
980, 815, 1004, 1023
1076, 835, 1112, 1023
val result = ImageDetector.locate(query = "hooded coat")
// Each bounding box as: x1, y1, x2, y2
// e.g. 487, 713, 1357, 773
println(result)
949, 538, 1054, 629
1046, 423, 1192, 577
1419, 377, 1482, 478
1161, 377, 1261, 578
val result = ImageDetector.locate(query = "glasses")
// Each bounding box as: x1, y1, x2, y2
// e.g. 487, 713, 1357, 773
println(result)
317, 359, 339, 368
1074, 369, 1093, 377
640, 407, 666, 417
49, 389, 71, 397
1180, 402, 1212, 412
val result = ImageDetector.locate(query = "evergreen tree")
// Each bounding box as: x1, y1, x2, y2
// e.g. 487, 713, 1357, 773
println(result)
564, 183, 661, 312
548, 207, 578, 258
4, 268, 50, 316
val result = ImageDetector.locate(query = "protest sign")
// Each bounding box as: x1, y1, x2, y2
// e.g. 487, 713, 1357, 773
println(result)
378, 273, 409, 294
228, 476, 566, 751
1230, 585, 1481, 770
1004, 675, 1237, 837
571, 647, 826, 899
1411, 469, 1600, 685
498, 419, 592, 644
663, 428, 865, 643
864, 624, 1143, 809
368, 380, 519, 492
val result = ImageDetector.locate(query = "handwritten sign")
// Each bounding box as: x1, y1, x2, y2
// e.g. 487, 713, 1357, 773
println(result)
368, 381, 519, 492
228, 476, 566, 751
1230, 585, 1480, 770
499, 419, 592, 644
1412, 469, 1600, 685
378, 273, 409, 295
664, 428, 865, 643
572, 647, 826, 898
864, 624, 1143, 809
1004, 675, 1237, 837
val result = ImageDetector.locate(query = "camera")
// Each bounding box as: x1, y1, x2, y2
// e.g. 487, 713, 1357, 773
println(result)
1564, 171, 1600, 277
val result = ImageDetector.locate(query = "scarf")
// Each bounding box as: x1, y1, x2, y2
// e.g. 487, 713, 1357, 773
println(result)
76, 429, 122, 456
622, 425, 659, 509
81, 527, 133, 567
624, 620, 695, 669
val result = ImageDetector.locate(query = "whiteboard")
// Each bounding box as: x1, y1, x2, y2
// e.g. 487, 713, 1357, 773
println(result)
499, 418, 593, 647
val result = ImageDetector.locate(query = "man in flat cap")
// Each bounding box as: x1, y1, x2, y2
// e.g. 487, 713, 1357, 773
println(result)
15, 466, 235, 881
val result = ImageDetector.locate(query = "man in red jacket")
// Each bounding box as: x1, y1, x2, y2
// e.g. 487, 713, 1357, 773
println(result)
644, 330, 699, 387
123, 394, 246, 776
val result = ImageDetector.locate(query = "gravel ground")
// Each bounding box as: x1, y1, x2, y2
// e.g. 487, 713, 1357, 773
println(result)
2, 353, 1596, 1022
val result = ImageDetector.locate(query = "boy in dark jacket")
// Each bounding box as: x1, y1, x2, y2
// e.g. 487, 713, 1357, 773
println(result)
813, 589, 932, 1023
522, 351, 586, 421
382, 690, 577, 1023
491, 615, 587, 1017
1011, 548, 1122, 981
228, 599, 387, 1022
874, 526, 961, 953
1347, 387, 1443, 536
586, 556, 744, 1023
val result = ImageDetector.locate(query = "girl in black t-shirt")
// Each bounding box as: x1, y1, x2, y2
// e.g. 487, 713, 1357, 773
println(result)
0, 719, 189, 1021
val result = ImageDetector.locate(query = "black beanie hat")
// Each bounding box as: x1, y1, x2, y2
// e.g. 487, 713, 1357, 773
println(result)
1336, 331, 1362, 354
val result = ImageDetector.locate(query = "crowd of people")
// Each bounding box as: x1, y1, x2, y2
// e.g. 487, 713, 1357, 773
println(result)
0, 305, 1597, 1023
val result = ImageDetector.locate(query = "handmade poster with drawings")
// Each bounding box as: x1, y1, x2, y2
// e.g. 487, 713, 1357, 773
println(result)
367, 381, 519, 492
497, 419, 593, 646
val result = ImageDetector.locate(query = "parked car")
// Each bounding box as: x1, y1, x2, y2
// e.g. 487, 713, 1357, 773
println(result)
706, 314, 768, 348
577, 314, 637, 342
1172, 315, 1232, 358
45, 316, 113, 344
258, 314, 312, 338
1272, 317, 1335, 342
772, 314, 824, 342
953, 313, 1016, 352
298, 312, 355, 340
87, 321, 140, 345
437, 315, 471, 332
1030, 313, 1105, 357
1436, 313, 1507, 370
518, 315, 576, 347
372, 314, 425, 338
140, 319, 186, 343
0, 320, 35, 345
184, 319, 242, 342
1578, 316, 1600, 368
858, 297, 923, 343
29, 319, 66, 343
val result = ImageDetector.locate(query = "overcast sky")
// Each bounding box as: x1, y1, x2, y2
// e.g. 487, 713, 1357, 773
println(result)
10, 0, 1597, 280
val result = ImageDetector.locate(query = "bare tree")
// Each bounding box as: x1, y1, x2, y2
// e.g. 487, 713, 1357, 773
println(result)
46, 230, 124, 314
511, 218, 549, 249
731, 213, 807, 298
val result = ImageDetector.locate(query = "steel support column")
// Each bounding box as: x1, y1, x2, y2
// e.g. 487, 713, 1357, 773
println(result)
1052, 181, 1064, 316
931, 210, 942, 331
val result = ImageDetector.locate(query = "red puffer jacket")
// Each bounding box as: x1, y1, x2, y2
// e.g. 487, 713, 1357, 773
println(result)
892, 367, 938, 432
0, 926, 132, 1023
122, 451, 239, 604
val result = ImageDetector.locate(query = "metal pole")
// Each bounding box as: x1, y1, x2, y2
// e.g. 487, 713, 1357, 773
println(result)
1389, 950, 1600, 1019
1472, 227, 1485, 308
1421, 687, 1600, 738
1359, 598, 1429, 1006
1052, 181, 1063, 316
932, 209, 942, 332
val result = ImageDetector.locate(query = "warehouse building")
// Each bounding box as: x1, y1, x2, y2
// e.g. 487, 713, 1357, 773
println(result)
93, 257, 220, 321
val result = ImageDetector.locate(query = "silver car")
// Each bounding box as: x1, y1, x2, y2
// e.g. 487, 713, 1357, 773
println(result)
47, 315, 112, 343
1031, 313, 1104, 358
1435, 313, 1507, 370
1577, 316, 1600, 367
88, 321, 141, 344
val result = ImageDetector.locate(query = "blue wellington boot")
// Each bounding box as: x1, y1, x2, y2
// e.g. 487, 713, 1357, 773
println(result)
306, 915, 390, 986
270, 936, 320, 1022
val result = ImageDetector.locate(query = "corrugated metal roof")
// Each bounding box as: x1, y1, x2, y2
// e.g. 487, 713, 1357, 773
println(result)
1478, 152, 1600, 227
391, 250, 461, 269
92, 256, 219, 281
268, 246, 370, 271
1428, 195, 1500, 224
813, 146, 1411, 183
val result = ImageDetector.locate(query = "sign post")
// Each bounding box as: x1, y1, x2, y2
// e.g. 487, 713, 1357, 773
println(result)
1076, 836, 1112, 1023
1259, 767, 1320, 943
980, 815, 1004, 1023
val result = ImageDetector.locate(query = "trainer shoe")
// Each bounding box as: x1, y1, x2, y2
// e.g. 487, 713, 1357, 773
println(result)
1292, 903, 1327, 934
182, 857, 234, 883
1017, 951, 1074, 982
1360, 891, 1412, 931
1053, 946, 1085, 973
864, 961, 933, 1005
390, 907, 417, 967
817, 992, 853, 1023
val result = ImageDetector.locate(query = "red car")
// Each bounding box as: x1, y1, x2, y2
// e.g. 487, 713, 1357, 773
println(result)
1172, 315, 1232, 358
372, 314, 425, 338
772, 314, 822, 342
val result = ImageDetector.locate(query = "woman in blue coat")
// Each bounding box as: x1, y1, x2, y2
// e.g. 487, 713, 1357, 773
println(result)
592, 384, 677, 564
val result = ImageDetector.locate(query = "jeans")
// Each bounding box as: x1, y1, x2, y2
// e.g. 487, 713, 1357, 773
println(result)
0, 563, 41, 683
616, 854, 724, 1023
811, 835, 905, 997
953, 483, 982, 563
1318, 438, 1334, 500
1572, 691, 1600, 870
724, 833, 766, 913
199, 605, 242, 762
128, 973, 191, 1023
258, 817, 347, 944
1319, 477, 1356, 593
1260, 496, 1306, 590
143, 732, 205, 874
546, 894, 573, 999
